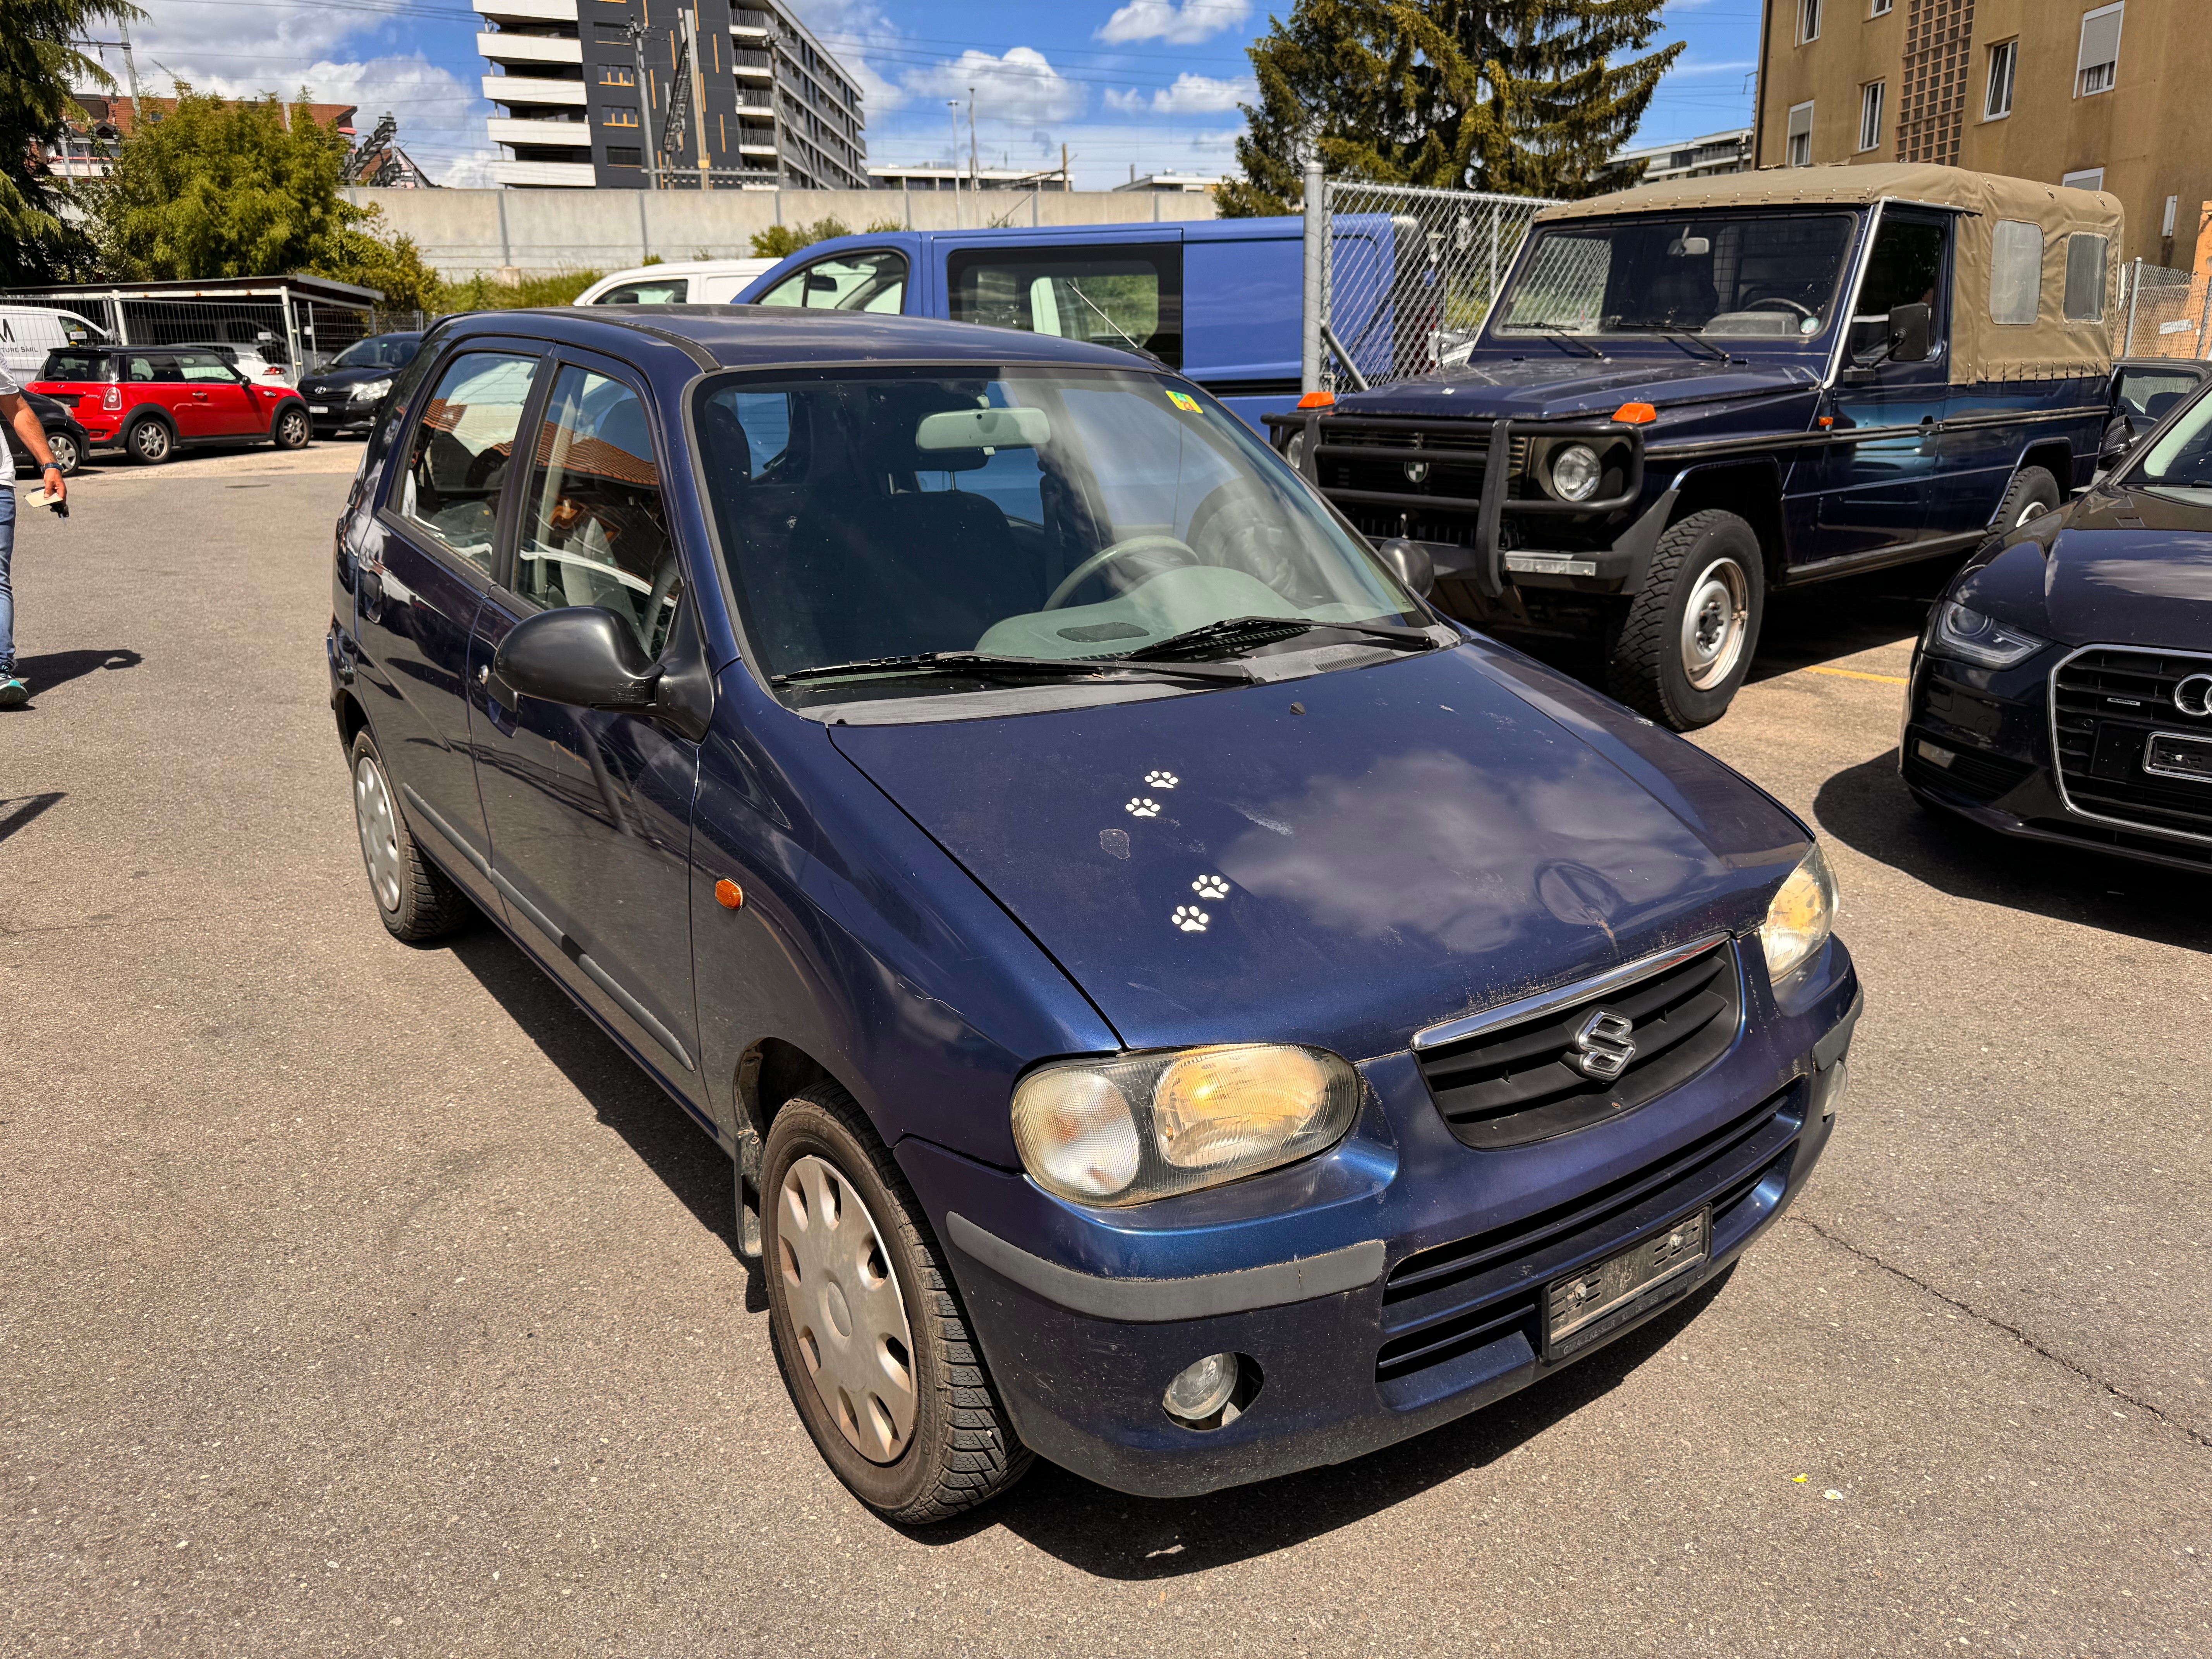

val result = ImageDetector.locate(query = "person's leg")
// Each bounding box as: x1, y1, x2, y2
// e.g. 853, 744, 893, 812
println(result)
0, 490, 21, 703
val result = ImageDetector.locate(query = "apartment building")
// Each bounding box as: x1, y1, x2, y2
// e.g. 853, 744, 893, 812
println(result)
1753, 2, 2212, 264
1611, 128, 1753, 186
44, 94, 357, 179
476, 0, 866, 190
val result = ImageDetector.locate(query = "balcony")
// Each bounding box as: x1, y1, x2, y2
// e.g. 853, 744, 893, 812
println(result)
733, 48, 772, 77
491, 158, 596, 187
483, 75, 586, 108
487, 116, 591, 148
476, 30, 581, 66
731, 8, 770, 32
471, 0, 577, 22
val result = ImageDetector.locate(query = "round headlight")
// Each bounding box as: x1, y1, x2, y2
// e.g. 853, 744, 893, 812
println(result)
1761, 841, 1838, 985
1549, 443, 1602, 502
1010, 1070, 1142, 1201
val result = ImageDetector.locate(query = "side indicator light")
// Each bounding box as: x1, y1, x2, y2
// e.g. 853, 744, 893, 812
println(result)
714, 879, 744, 910
1612, 402, 1657, 425
1296, 390, 1335, 410
1819, 415, 1836, 429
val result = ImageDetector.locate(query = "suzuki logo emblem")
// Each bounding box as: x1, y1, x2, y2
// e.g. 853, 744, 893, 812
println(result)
2174, 672, 2212, 718
1570, 1008, 1637, 1081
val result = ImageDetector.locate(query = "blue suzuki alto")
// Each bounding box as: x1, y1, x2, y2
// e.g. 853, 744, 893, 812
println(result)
328, 305, 1860, 1522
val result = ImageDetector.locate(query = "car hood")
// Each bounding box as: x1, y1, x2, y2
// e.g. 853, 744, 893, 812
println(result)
1335, 355, 1818, 422
828, 643, 1808, 1060
1956, 485, 2212, 649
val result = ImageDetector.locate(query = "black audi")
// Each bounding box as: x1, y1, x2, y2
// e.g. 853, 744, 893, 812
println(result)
1904, 374, 2212, 871
299, 332, 422, 437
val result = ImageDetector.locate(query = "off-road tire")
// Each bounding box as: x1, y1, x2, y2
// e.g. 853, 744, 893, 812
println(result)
1993, 464, 2061, 533
1608, 508, 1766, 731
125, 417, 173, 465
763, 1084, 1031, 1524
349, 730, 472, 943
272, 405, 312, 450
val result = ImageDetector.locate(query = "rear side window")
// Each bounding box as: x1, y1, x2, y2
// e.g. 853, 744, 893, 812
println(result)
38, 349, 112, 381
757, 251, 907, 313
1989, 220, 2043, 325
948, 244, 1182, 368
394, 350, 542, 575
595, 278, 689, 305
2063, 233, 2109, 321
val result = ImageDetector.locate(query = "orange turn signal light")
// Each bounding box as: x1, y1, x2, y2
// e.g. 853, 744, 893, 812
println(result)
714, 878, 745, 910
1612, 402, 1657, 425
1296, 390, 1335, 410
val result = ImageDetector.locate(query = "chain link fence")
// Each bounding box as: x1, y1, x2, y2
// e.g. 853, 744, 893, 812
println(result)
1315, 180, 1563, 392
0, 280, 385, 380
2116, 258, 2211, 359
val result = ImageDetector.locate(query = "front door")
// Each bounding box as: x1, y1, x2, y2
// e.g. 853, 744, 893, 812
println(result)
357, 344, 548, 908
467, 354, 704, 1096
1810, 210, 1954, 563
173, 349, 263, 437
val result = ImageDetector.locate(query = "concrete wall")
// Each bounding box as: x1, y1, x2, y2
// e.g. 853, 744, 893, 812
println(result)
341, 186, 1220, 278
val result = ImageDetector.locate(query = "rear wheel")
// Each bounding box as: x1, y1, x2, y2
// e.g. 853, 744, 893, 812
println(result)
125, 417, 172, 465
1607, 508, 1766, 731
1994, 464, 2061, 532
763, 1084, 1030, 1523
44, 429, 81, 476
272, 405, 311, 450
350, 730, 472, 943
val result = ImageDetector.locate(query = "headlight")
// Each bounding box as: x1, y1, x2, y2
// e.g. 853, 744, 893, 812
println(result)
1761, 841, 1838, 986
351, 378, 393, 402
1012, 1044, 1361, 1206
1928, 601, 2045, 668
1548, 443, 1602, 502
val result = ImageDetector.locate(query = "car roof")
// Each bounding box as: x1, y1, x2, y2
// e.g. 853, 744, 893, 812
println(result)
449, 305, 1164, 373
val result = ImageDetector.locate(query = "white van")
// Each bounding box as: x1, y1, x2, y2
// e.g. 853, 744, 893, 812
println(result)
0, 306, 111, 379
572, 259, 779, 308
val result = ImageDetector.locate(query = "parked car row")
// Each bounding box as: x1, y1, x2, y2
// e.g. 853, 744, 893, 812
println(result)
23, 344, 313, 464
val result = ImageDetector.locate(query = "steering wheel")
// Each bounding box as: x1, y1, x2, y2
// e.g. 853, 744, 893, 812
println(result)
1044, 536, 1198, 610
1183, 477, 1278, 553
1744, 296, 1815, 319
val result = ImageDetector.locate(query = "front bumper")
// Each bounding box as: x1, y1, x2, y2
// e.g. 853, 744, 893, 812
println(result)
896, 944, 1859, 1499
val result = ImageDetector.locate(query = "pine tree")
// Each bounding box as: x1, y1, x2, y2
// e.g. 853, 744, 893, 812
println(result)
1220, 0, 1682, 217
0, 2, 144, 284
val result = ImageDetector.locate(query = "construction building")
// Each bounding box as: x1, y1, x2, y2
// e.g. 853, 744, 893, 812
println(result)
41, 94, 357, 180
475, 0, 867, 190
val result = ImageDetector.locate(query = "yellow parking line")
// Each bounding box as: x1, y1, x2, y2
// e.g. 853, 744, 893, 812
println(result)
1798, 664, 1909, 685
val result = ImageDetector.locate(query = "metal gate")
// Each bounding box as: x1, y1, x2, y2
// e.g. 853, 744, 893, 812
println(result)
1301, 163, 1563, 394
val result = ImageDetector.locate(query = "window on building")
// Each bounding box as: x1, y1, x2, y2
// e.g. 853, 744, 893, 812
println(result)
602, 105, 639, 129
1990, 220, 2044, 326
1799, 0, 1822, 42
1859, 82, 1885, 152
2164, 196, 2180, 237
598, 66, 635, 87
2077, 3, 2123, 97
607, 145, 642, 167
2064, 234, 2109, 322
1870, 0, 1893, 15
1985, 40, 2017, 118
1787, 101, 1815, 167
2062, 167, 2106, 193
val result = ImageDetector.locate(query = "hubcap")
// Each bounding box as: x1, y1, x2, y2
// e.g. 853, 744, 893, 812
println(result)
777, 1154, 917, 1465
354, 754, 404, 913
49, 434, 77, 471
1680, 556, 1750, 691
138, 426, 166, 459
2016, 495, 2046, 527
283, 412, 306, 443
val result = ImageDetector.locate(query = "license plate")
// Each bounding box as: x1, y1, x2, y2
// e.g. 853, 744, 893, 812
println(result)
2144, 730, 2212, 785
1547, 1208, 1709, 1358
309, 405, 330, 414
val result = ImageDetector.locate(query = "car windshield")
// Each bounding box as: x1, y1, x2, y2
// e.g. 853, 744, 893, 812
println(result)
694, 366, 1422, 701
2126, 383, 2212, 502
334, 337, 418, 369
38, 348, 113, 382
1496, 213, 1858, 341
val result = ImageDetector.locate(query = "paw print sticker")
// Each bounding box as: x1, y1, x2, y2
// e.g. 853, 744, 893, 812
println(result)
1145, 769, 1180, 789
1171, 905, 1211, 933
1125, 797, 1161, 818
1191, 874, 1230, 900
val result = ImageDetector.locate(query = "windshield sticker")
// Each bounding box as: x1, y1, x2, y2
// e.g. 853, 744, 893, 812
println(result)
1144, 769, 1179, 788
1165, 389, 1202, 413
1192, 874, 1230, 899
1171, 905, 1212, 933
1125, 796, 1162, 817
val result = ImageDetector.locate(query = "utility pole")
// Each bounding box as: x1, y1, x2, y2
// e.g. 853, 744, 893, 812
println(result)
685, 7, 712, 190
968, 85, 979, 201
946, 99, 963, 226
116, 14, 143, 116
627, 18, 659, 189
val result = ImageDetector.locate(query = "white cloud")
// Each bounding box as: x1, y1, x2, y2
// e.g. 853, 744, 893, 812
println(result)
1103, 88, 1144, 114
1148, 73, 1254, 115
780, 0, 906, 114
1096, 0, 1251, 47
902, 48, 1083, 125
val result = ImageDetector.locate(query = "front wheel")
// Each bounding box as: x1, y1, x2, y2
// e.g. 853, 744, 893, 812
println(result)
1993, 464, 2061, 531
272, 405, 311, 450
1607, 508, 1766, 730
763, 1085, 1030, 1523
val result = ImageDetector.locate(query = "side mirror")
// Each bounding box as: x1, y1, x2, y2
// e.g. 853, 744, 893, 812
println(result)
494, 606, 660, 711
1887, 302, 1932, 364
1375, 537, 1436, 598
2097, 416, 2140, 474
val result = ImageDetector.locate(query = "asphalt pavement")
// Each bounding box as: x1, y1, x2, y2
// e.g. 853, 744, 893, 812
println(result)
3, 450, 2207, 1657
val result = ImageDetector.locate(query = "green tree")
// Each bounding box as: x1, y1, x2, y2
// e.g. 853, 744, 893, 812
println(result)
0, 1, 144, 285
1221, 0, 1681, 217
749, 216, 904, 258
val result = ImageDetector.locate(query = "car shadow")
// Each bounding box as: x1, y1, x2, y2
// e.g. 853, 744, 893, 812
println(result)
12, 647, 143, 699
1814, 748, 2212, 951
911, 1267, 1735, 1572
0, 791, 65, 844
1746, 561, 1954, 685
444, 920, 766, 1309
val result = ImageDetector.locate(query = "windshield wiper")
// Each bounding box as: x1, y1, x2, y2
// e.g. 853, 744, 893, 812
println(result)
1609, 323, 1734, 363
771, 650, 1254, 686
1519, 323, 1606, 360
1118, 615, 1441, 663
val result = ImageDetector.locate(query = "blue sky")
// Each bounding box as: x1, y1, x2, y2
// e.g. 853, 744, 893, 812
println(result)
115, 0, 1769, 189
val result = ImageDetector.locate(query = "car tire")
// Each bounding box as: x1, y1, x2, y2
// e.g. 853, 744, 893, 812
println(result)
1993, 464, 2062, 532
125, 417, 173, 465
763, 1083, 1031, 1524
349, 730, 472, 943
44, 429, 82, 476
1607, 508, 1766, 731
272, 405, 311, 450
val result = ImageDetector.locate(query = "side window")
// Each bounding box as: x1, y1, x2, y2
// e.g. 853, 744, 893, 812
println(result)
2064, 233, 2109, 322
948, 246, 1182, 367
516, 365, 681, 655
2117, 369, 2198, 421
1989, 220, 2044, 326
124, 355, 160, 383
175, 350, 235, 382
756, 250, 907, 313
595, 279, 689, 305
144, 355, 185, 383
1850, 219, 1947, 356
394, 350, 541, 575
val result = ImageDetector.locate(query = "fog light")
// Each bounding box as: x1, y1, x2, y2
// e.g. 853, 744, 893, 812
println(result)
1163, 1352, 1238, 1424
1820, 1055, 1850, 1120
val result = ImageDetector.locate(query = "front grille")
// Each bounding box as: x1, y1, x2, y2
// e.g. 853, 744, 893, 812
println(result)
1314, 417, 1521, 513
1374, 1089, 1801, 1399
1415, 939, 1741, 1150
2051, 648, 2212, 842
1901, 731, 2036, 804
